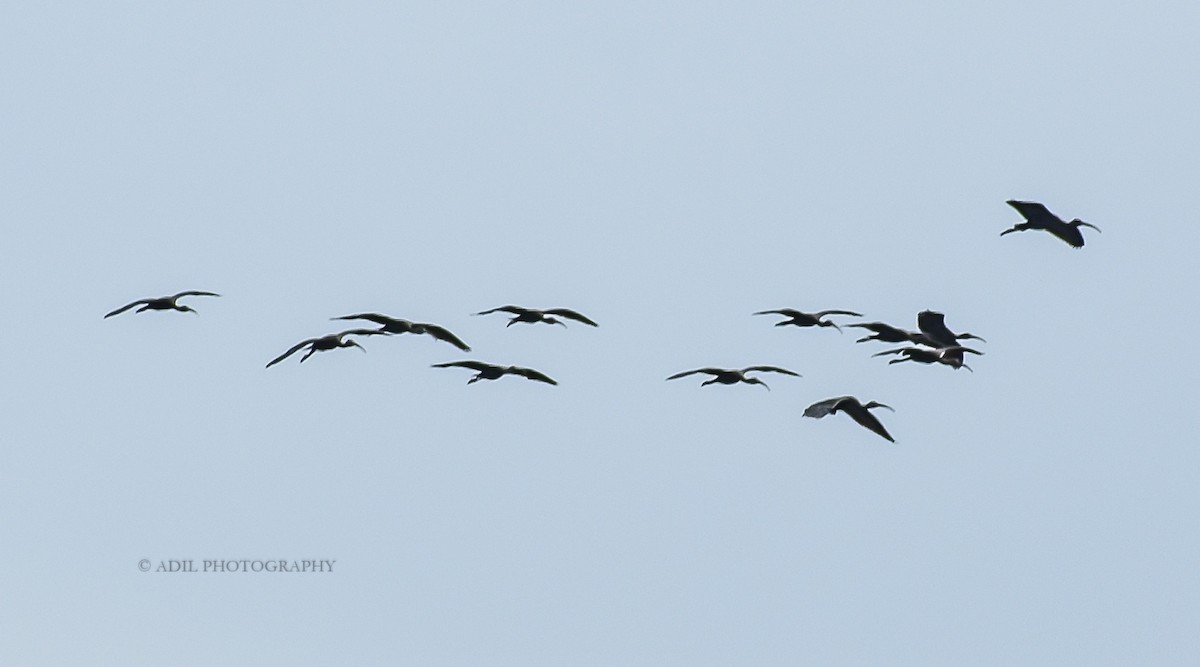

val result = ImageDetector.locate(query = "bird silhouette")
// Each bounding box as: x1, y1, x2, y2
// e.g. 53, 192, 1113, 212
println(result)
472, 305, 598, 328
331, 313, 470, 351
916, 310, 986, 348
753, 308, 863, 332
431, 360, 558, 385
265, 329, 390, 368
665, 366, 800, 391
1001, 200, 1101, 248
104, 291, 220, 318
872, 345, 982, 371
803, 396, 896, 443
847, 321, 924, 344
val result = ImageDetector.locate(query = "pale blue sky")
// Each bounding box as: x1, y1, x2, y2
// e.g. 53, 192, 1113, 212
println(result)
3, 1, 1199, 664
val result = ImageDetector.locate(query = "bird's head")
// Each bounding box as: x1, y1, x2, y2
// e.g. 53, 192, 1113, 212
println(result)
746, 378, 770, 391
1072, 219, 1101, 233
957, 332, 987, 343
345, 339, 366, 352
864, 401, 894, 412
180, 306, 199, 315
819, 320, 843, 332
546, 316, 567, 328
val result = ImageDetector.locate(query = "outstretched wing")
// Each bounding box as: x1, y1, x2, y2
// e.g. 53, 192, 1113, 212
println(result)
510, 366, 558, 385
848, 321, 899, 333
432, 360, 495, 372
848, 409, 895, 443
752, 309, 802, 317
337, 328, 391, 339
417, 323, 471, 351
103, 299, 150, 319
871, 347, 911, 358
266, 338, 316, 368
666, 368, 723, 380
473, 305, 528, 316
545, 308, 598, 326
742, 366, 800, 376
331, 313, 397, 327
172, 290, 220, 299
916, 310, 958, 347
1006, 200, 1056, 224
803, 396, 850, 419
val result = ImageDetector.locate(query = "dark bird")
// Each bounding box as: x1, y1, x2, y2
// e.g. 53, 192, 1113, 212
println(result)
665, 366, 800, 391
1001, 200, 1101, 248
331, 313, 470, 351
472, 305, 598, 328
803, 396, 896, 443
265, 329, 390, 368
916, 310, 987, 348
872, 345, 982, 371
431, 360, 557, 385
104, 291, 220, 318
753, 308, 863, 332
847, 321, 924, 344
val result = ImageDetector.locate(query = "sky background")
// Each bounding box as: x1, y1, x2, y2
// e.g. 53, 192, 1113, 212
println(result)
3, 1, 1199, 664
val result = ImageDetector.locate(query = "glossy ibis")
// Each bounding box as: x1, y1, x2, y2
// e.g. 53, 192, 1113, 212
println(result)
331, 313, 470, 351
472, 305, 597, 328
1001, 200, 1100, 248
104, 291, 220, 318
753, 308, 863, 332
666, 366, 800, 391
917, 310, 986, 348
266, 329, 389, 368
872, 345, 982, 371
803, 396, 896, 443
431, 360, 557, 385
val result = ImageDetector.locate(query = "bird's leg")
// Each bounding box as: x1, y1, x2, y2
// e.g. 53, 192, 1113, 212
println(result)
468, 375, 481, 384
300, 348, 316, 363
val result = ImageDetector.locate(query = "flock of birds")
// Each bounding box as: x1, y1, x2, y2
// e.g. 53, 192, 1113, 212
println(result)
104, 200, 1097, 444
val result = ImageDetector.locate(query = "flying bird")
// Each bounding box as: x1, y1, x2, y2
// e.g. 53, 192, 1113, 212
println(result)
472, 305, 598, 328
872, 345, 982, 371
847, 321, 924, 345
331, 313, 471, 351
916, 310, 986, 348
1001, 200, 1101, 248
753, 308, 863, 332
431, 360, 558, 385
665, 366, 800, 391
265, 329, 390, 368
104, 291, 220, 318
803, 396, 896, 443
